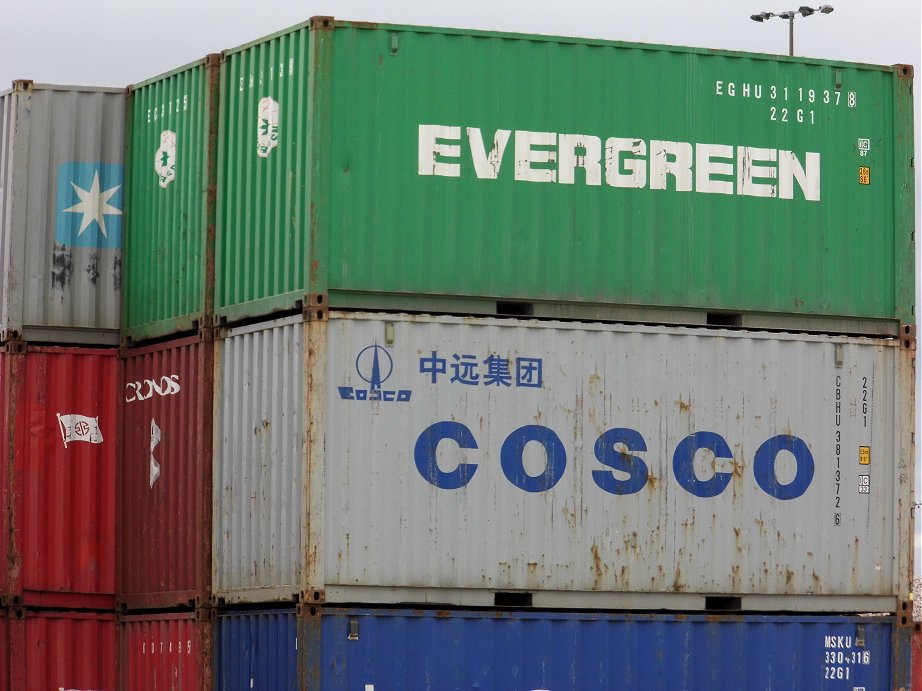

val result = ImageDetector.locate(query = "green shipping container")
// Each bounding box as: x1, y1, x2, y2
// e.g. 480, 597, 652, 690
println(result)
216, 17, 915, 334
123, 56, 219, 343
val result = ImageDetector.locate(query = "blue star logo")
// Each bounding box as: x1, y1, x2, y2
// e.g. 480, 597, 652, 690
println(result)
55, 162, 123, 249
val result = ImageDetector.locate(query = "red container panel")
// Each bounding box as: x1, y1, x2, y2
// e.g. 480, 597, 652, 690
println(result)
118, 336, 213, 610
10, 610, 117, 691
4, 346, 116, 608
120, 612, 211, 691
0, 610, 7, 691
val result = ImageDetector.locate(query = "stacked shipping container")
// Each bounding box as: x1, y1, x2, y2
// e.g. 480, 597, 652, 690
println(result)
0, 82, 123, 686
209, 18, 919, 687
0, 15, 908, 690
114, 56, 223, 689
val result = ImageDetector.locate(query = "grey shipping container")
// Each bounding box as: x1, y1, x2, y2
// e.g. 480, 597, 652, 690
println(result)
0, 81, 124, 344
213, 312, 913, 611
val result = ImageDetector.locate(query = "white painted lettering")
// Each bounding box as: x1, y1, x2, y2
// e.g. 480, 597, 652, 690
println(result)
649, 140, 693, 192
605, 138, 647, 188
466, 127, 511, 179
417, 123, 821, 202
695, 144, 734, 195
418, 124, 461, 177
778, 150, 820, 201
558, 134, 602, 186
737, 146, 777, 198
514, 130, 557, 183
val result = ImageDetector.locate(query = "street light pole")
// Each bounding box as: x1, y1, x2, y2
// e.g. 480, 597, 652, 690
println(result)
788, 13, 794, 56
750, 5, 834, 57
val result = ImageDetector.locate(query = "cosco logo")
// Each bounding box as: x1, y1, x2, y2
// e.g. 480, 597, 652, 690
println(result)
125, 374, 181, 402
414, 423, 814, 500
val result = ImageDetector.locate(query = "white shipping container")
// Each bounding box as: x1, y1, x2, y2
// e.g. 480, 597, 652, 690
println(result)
213, 313, 913, 612
0, 82, 123, 344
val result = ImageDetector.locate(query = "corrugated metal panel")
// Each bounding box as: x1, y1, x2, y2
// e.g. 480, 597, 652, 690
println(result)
324, 314, 911, 603
9, 609, 117, 691
214, 312, 912, 609
123, 57, 219, 343
4, 346, 116, 608
310, 608, 907, 690
119, 612, 211, 691
0, 82, 124, 344
216, 24, 312, 322
118, 335, 213, 610
214, 315, 304, 602
215, 20, 914, 330
215, 609, 298, 690
0, 352, 8, 600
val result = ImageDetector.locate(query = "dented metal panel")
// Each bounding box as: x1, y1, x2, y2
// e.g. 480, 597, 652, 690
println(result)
123, 57, 219, 343
118, 335, 213, 610
214, 312, 912, 609
119, 612, 211, 691
216, 20, 914, 330
0, 83, 124, 344
9, 609, 117, 691
312, 608, 907, 690
3, 346, 117, 608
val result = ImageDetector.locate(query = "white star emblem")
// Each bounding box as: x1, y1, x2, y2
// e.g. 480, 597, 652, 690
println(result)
62, 171, 122, 238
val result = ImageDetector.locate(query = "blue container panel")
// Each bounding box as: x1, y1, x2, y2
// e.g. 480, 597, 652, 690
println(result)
216, 609, 298, 691
318, 610, 900, 691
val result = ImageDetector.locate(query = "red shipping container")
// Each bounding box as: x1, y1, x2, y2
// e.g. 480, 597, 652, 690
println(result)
118, 335, 213, 610
9, 609, 117, 690
119, 611, 212, 691
2, 345, 116, 608
0, 609, 7, 691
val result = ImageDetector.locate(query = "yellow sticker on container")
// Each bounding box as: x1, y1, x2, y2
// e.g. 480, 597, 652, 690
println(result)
859, 446, 871, 465
859, 166, 870, 185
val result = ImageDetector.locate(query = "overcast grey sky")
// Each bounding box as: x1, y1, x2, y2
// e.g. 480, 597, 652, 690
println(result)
4, 1, 922, 572
1, 0, 917, 88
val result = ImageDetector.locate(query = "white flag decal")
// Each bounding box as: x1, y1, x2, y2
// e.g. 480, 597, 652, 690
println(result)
150, 418, 162, 488
56, 413, 103, 448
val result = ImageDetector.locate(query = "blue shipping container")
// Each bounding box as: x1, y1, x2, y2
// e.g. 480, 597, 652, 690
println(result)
216, 609, 298, 690
215, 608, 910, 690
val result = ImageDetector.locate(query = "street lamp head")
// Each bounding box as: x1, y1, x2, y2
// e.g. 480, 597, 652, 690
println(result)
818, 4, 834, 13
750, 13, 765, 21
798, 5, 815, 16
778, 10, 796, 19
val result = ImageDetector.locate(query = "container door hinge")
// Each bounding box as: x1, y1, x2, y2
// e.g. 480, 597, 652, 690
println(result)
899, 323, 915, 350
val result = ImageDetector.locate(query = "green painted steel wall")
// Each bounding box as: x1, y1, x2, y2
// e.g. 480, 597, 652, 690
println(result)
216, 19, 914, 325
216, 23, 312, 322
124, 57, 218, 342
